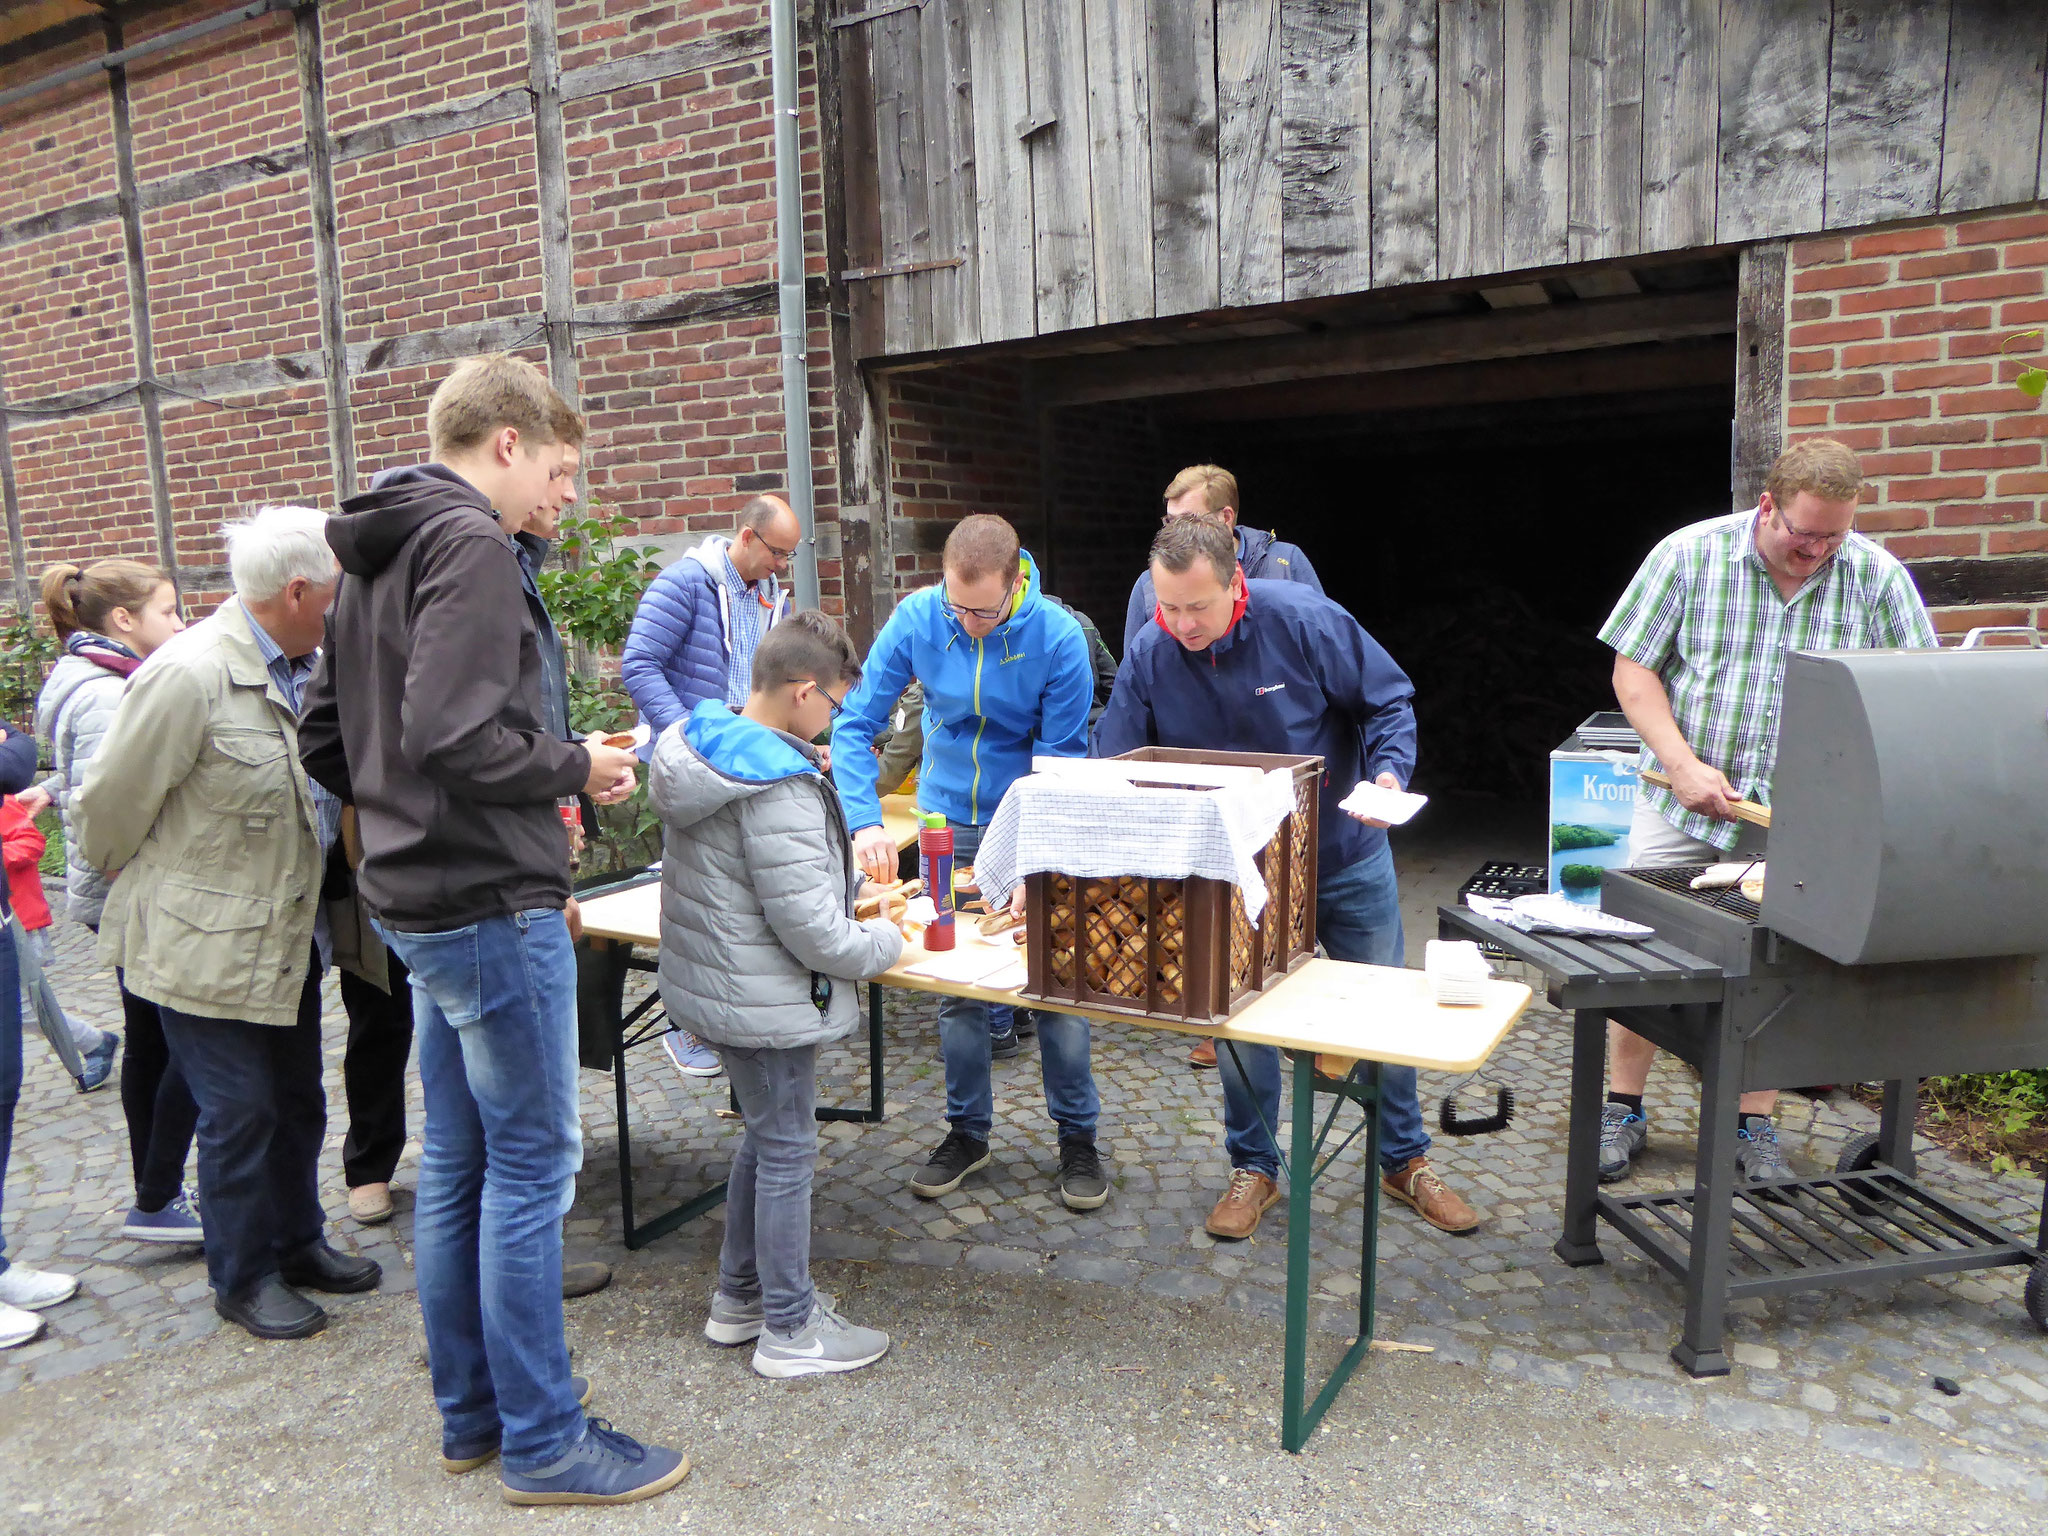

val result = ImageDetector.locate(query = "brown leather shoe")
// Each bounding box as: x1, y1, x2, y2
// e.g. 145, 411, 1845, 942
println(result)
1380, 1157, 1480, 1234
1188, 1037, 1218, 1068
1204, 1168, 1281, 1240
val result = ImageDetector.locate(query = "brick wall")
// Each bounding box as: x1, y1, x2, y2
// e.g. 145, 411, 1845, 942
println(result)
884, 362, 1037, 594
1788, 205, 2048, 636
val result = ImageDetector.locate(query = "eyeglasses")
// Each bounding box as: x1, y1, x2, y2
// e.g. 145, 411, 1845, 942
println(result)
756, 534, 798, 563
813, 682, 845, 717
1772, 506, 1851, 551
945, 574, 1017, 623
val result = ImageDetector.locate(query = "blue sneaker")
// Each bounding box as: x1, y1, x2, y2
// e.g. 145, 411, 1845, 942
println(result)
75, 1029, 119, 1093
122, 1189, 204, 1246
442, 1377, 593, 1473
500, 1417, 690, 1506
661, 1031, 722, 1078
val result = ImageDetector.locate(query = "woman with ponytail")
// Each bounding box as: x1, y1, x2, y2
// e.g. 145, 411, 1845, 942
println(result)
26, 559, 202, 1247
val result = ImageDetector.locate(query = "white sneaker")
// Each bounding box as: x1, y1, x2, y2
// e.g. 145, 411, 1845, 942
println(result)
751, 1298, 890, 1379
0, 1265, 78, 1312
0, 1301, 44, 1349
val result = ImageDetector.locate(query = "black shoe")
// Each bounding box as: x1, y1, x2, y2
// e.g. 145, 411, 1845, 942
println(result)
215, 1274, 327, 1340
279, 1239, 382, 1294
989, 1026, 1020, 1059
1057, 1134, 1109, 1211
563, 1261, 613, 1299
908, 1130, 991, 1198
1013, 1013, 1036, 1042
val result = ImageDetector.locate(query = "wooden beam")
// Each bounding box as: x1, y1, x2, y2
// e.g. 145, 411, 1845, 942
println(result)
1031, 286, 1735, 407
1438, 0, 1505, 281
966, 0, 1033, 343
1217, 0, 1282, 307
1731, 239, 1786, 509
1368, 0, 1439, 285
1937, 0, 2048, 215
1905, 555, 2048, 609
1716, 0, 1828, 242
557, 23, 774, 100
527, 0, 578, 408
1083, 0, 1152, 324
293, 1, 355, 500
921, 0, 978, 348
1146, 0, 1217, 317
1027, 0, 1095, 333
0, 351, 32, 611
1280, 0, 1371, 300
1568, 0, 1645, 263
1823, 4, 1948, 228
101, 13, 178, 587
1642, 0, 1718, 250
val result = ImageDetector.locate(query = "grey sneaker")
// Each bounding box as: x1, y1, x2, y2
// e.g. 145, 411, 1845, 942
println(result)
751, 1299, 890, 1379
703, 1288, 836, 1346
1598, 1103, 1648, 1183
1736, 1116, 1792, 1186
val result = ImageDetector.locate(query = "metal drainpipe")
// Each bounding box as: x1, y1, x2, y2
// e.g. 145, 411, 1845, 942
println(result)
770, 0, 820, 611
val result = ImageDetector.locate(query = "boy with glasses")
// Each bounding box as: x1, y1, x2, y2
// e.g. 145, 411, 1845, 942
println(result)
1597, 437, 1936, 1188
621, 493, 802, 1077
830, 515, 1108, 1210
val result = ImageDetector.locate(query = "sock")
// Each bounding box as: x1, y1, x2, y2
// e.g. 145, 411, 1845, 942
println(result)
1607, 1092, 1644, 1118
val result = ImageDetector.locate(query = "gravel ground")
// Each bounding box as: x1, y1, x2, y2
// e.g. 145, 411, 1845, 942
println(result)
1, 1252, 2042, 1536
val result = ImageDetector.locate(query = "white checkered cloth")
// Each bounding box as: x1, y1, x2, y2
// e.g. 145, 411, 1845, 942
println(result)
973, 768, 1298, 922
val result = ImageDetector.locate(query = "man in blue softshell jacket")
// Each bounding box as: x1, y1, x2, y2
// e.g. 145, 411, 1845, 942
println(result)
832, 514, 1110, 1214
1096, 515, 1482, 1243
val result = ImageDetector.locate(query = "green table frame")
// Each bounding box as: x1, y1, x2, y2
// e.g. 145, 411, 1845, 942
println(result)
1219, 1040, 1388, 1452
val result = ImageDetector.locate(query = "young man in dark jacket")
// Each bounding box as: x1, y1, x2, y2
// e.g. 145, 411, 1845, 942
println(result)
1121, 464, 1321, 653
300, 354, 687, 1507
1095, 516, 1481, 1242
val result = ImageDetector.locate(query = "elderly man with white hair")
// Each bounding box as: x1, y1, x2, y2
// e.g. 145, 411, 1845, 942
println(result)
77, 505, 380, 1341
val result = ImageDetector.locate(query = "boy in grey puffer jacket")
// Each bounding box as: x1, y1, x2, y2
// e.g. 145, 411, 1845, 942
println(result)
649, 611, 903, 1378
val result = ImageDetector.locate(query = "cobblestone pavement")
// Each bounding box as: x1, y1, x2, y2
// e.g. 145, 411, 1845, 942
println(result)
4, 830, 2045, 1505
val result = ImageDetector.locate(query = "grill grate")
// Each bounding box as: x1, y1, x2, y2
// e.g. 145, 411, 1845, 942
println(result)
1615, 864, 1763, 922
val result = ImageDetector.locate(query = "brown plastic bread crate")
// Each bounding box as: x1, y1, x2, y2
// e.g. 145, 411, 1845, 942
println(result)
1021, 747, 1321, 1025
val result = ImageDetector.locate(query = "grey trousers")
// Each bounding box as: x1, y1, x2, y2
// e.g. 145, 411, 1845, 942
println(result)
715, 1041, 819, 1336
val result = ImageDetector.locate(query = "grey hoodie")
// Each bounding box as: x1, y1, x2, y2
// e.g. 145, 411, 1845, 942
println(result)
34, 652, 129, 927
649, 701, 902, 1051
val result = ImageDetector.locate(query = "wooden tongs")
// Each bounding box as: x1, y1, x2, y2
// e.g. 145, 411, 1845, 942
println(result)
1640, 769, 1772, 829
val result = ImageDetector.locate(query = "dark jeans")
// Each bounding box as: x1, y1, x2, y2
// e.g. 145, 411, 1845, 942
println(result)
1218, 840, 1429, 1179
340, 955, 415, 1189
0, 923, 18, 1275
158, 957, 328, 1299
116, 970, 199, 1212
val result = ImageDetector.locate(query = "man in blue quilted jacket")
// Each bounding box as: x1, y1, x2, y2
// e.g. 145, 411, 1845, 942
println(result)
621, 494, 801, 1075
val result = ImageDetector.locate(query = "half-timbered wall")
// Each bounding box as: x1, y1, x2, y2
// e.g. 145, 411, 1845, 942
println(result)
840, 0, 2048, 359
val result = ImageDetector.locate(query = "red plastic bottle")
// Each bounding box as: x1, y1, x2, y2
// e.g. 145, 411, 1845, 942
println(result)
918, 813, 956, 951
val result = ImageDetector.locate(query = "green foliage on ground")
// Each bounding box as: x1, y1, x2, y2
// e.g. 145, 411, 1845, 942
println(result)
1551, 823, 1621, 852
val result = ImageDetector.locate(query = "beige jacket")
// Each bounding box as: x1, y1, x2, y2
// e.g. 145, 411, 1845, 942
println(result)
76, 603, 323, 1027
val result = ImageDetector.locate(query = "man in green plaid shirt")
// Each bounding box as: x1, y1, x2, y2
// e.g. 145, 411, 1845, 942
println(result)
1593, 438, 1936, 1187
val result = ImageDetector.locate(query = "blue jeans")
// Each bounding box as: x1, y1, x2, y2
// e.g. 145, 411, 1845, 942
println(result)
0, 924, 19, 1276
1218, 840, 1429, 1179
716, 1042, 818, 1336
380, 909, 585, 1473
158, 956, 327, 1298
937, 823, 1097, 1142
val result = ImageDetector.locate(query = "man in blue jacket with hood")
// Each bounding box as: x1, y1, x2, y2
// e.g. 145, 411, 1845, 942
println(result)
1121, 464, 1321, 654
1096, 517, 1481, 1242
832, 514, 1107, 1211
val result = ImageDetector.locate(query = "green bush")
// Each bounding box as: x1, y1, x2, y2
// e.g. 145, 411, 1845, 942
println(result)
1552, 823, 1621, 852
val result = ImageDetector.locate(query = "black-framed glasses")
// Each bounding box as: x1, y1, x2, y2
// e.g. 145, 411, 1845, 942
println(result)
757, 534, 799, 562
944, 573, 1018, 623
813, 682, 845, 717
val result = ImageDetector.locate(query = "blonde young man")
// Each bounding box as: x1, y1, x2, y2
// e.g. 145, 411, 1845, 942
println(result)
1596, 438, 1936, 1187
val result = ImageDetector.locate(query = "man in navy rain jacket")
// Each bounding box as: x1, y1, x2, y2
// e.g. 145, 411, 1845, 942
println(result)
832, 515, 1109, 1214
1095, 517, 1481, 1241
1121, 463, 1321, 653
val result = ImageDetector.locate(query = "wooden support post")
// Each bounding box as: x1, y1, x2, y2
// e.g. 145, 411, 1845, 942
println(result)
294, 1, 356, 501
1732, 240, 1787, 509
528, 0, 579, 408
103, 14, 180, 590
0, 352, 30, 611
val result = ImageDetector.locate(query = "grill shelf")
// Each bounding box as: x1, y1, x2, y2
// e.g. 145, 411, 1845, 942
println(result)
1613, 863, 1763, 923
1600, 1171, 2038, 1300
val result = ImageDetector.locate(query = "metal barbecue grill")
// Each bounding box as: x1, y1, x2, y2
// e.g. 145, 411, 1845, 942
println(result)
1441, 634, 2048, 1374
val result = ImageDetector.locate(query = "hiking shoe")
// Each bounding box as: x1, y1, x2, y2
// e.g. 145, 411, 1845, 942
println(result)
76, 1029, 119, 1093
1381, 1157, 1480, 1234
0, 1264, 78, 1312
661, 1032, 722, 1078
908, 1130, 991, 1198
990, 1025, 1020, 1059
500, 1417, 689, 1506
122, 1189, 204, 1245
1205, 1168, 1282, 1240
0, 1302, 43, 1350
443, 1378, 593, 1473
1057, 1134, 1109, 1211
1188, 1038, 1218, 1069
1736, 1116, 1793, 1186
705, 1288, 839, 1346
1598, 1102, 1649, 1183
751, 1299, 891, 1380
